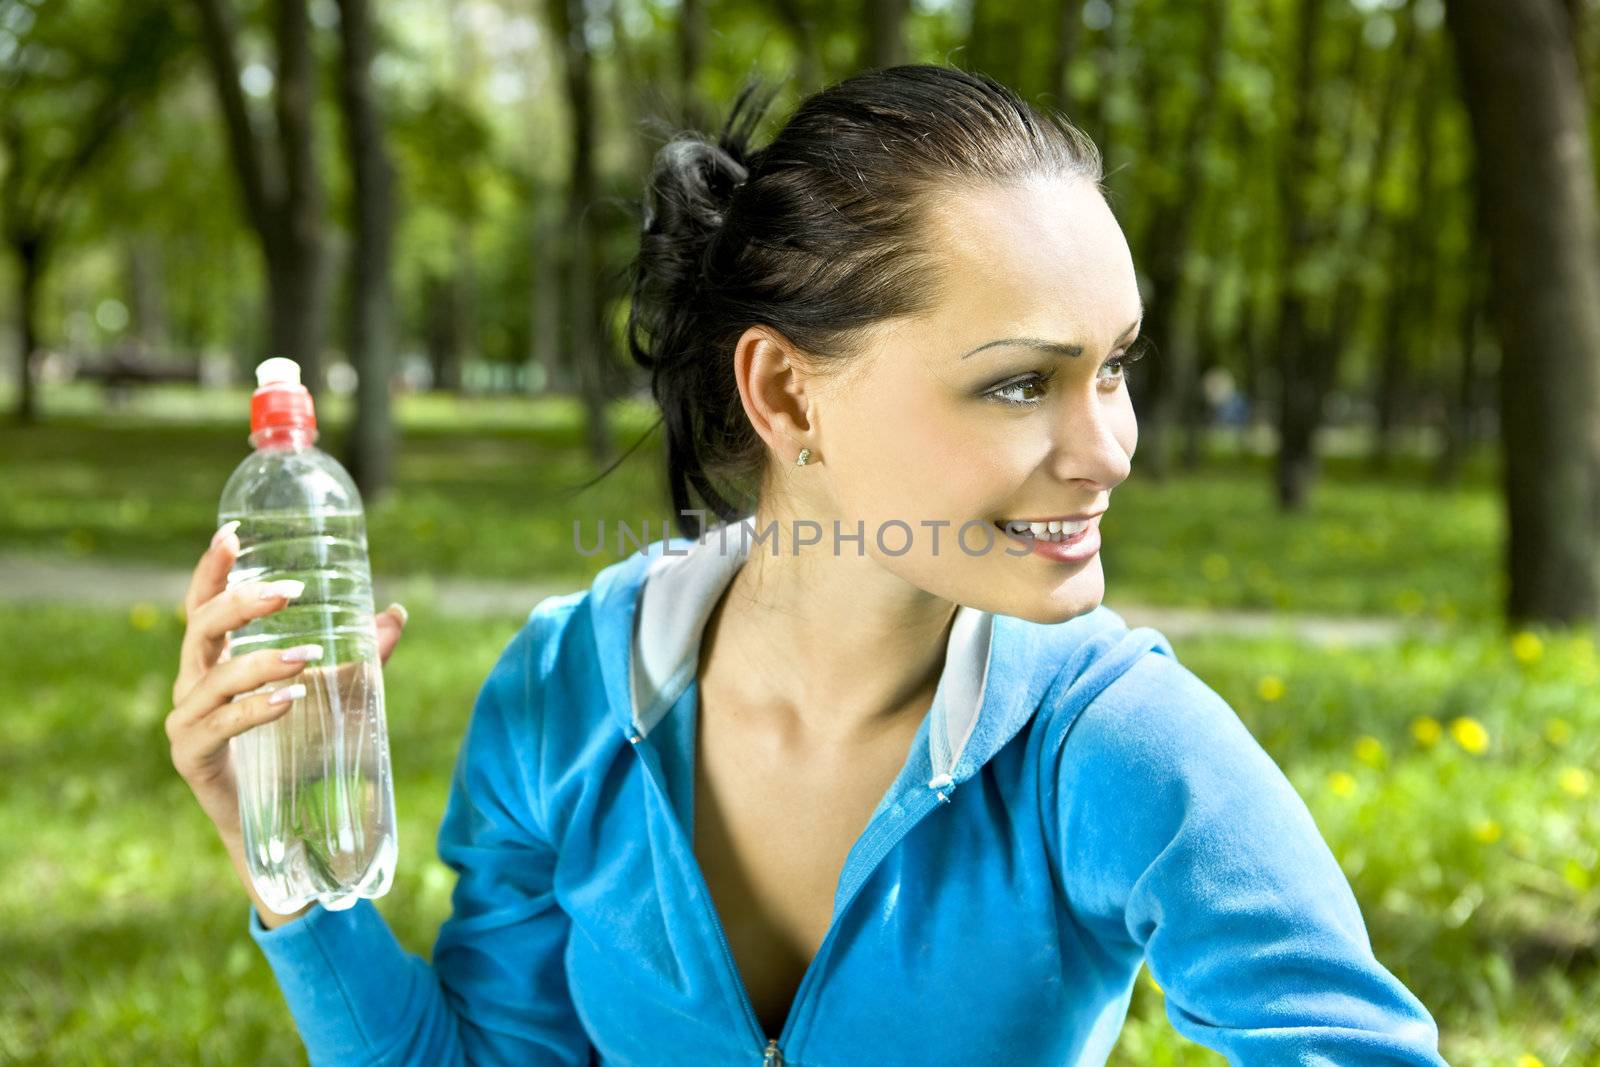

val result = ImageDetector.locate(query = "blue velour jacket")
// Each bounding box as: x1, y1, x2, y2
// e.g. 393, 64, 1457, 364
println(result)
247, 518, 1449, 1066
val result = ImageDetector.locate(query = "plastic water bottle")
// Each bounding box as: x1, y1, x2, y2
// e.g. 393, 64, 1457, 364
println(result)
218, 357, 398, 913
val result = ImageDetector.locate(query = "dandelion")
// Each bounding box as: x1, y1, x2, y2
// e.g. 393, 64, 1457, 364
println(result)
1449, 716, 1490, 756
1544, 718, 1573, 746
1558, 766, 1592, 798
1517, 1054, 1546, 1067
1510, 630, 1543, 665
1256, 675, 1286, 702
1328, 771, 1357, 798
1201, 554, 1230, 582
1353, 735, 1385, 768
129, 602, 160, 631
1472, 819, 1501, 844
1395, 589, 1425, 615
1410, 716, 1442, 747
1142, 966, 1162, 994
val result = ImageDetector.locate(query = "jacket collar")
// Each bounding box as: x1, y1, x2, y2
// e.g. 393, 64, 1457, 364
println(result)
586, 514, 1162, 791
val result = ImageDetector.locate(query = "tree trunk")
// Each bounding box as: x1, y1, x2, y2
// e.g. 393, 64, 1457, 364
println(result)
1052, 0, 1084, 119
549, 0, 612, 463
1272, 0, 1327, 511
1446, 0, 1600, 625
1128, 0, 1227, 479
770, 0, 821, 95
128, 237, 169, 355
13, 235, 43, 425
530, 205, 565, 393
193, 0, 327, 394
862, 0, 909, 70
679, 0, 707, 129
333, 0, 397, 504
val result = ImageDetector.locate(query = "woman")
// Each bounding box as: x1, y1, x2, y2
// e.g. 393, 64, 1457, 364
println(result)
167, 65, 1448, 1065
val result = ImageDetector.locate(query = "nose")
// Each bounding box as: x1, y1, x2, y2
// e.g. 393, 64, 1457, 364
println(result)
1044, 384, 1134, 490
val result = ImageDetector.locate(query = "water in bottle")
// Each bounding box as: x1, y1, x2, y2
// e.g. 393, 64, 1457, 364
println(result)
218, 357, 398, 913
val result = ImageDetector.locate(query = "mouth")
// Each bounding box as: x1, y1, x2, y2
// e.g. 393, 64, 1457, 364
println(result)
994, 512, 1104, 543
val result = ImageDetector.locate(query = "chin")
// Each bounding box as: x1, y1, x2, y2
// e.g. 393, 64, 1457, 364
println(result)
1002, 574, 1106, 626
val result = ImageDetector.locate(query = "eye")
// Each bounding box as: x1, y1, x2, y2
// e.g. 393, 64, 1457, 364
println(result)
986, 369, 1058, 407
1099, 337, 1151, 388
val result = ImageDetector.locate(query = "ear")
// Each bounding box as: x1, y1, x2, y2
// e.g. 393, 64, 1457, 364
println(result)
732, 324, 819, 460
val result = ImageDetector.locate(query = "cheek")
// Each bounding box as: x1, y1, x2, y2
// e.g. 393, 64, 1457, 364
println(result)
824, 389, 1032, 526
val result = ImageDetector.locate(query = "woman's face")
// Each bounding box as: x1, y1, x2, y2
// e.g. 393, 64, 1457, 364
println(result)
803, 175, 1141, 624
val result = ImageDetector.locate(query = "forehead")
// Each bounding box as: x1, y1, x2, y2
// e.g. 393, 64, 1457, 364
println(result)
921, 176, 1139, 334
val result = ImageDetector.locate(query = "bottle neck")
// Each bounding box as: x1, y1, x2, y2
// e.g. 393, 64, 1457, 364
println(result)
251, 425, 319, 451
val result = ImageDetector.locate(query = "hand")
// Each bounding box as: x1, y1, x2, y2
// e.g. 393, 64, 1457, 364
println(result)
166, 520, 408, 924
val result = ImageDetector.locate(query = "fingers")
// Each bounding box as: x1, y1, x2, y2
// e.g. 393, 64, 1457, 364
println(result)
376, 602, 407, 665
175, 575, 307, 707
168, 681, 305, 778
186, 521, 240, 617
170, 642, 322, 737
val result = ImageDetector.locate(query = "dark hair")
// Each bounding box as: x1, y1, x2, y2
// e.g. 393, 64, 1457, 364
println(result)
625, 64, 1106, 541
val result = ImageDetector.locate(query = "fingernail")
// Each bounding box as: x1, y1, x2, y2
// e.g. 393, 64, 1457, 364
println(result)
386, 602, 408, 627
279, 643, 323, 663
269, 682, 307, 705
258, 579, 305, 601
211, 520, 242, 549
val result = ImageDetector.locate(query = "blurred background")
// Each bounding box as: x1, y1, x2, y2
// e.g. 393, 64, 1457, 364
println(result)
2, 0, 1598, 1063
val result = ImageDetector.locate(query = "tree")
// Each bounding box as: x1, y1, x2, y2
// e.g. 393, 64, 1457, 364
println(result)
1445, 0, 1600, 625
192, 0, 329, 394
1, 0, 182, 423
333, 0, 397, 503
546, 0, 614, 464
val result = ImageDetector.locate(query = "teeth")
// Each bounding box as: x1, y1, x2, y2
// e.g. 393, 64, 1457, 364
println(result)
1001, 517, 1092, 542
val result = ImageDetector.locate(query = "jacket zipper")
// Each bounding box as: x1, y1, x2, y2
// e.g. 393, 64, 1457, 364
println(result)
630, 728, 950, 1066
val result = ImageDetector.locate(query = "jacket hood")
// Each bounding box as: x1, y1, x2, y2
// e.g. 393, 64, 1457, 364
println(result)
586, 514, 1174, 794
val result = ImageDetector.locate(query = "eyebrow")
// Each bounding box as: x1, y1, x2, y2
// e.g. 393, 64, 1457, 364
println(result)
959, 312, 1144, 361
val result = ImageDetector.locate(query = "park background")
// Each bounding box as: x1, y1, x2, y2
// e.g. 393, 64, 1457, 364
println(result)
2, 0, 1598, 1063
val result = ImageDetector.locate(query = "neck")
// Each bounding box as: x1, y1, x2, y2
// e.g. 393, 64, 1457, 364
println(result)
699, 508, 959, 749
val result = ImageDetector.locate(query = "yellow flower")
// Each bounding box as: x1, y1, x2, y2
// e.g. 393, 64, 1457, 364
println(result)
1410, 716, 1442, 747
1450, 716, 1490, 755
1544, 718, 1573, 746
1328, 771, 1357, 798
1510, 630, 1543, 665
1395, 589, 1426, 615
1142, 965, 1162, 994
1202, 554, 1230, 582
1256, 675, 1286, 702
1472, 819, 1502, 844
1558, 766, 1593, 798
1517, 1054, 1546, 1067
128, 602, 160, 632
1353, 735, 1385, 768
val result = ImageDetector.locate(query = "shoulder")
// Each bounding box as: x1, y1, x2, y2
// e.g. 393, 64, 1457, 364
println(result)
1051, 646, 1302, 851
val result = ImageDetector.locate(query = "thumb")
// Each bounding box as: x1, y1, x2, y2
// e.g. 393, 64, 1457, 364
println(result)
377, 602, 408, 664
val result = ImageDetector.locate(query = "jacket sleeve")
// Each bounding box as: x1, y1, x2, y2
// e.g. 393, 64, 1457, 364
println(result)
1051, 648, 1449, 1065
247, 617, 594, 1066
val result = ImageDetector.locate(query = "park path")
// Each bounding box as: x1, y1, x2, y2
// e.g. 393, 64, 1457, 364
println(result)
0, 551, 1431, 646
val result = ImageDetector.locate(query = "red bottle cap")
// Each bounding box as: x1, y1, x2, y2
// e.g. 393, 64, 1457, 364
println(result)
250, 357, 317, 443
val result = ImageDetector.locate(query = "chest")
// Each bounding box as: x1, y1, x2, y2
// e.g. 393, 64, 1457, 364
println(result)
690, 701, 923, 1038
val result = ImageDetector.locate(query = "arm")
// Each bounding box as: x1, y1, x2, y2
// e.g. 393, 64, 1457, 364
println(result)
248, 618, 594, 1066
1050, 649, 1449, 1065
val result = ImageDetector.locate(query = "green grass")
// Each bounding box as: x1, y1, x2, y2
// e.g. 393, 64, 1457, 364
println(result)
2, 602, 1594, 1065
0, 387, 666, 590
2, 384, 1503, 621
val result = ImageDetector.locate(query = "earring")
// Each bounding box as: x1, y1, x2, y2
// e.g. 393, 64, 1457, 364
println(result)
795, 448, 812, 467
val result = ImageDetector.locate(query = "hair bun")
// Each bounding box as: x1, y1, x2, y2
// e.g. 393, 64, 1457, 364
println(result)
649, 135, 750, 234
